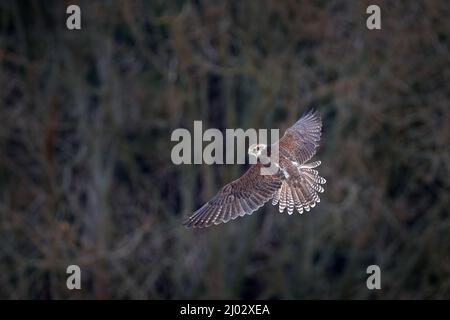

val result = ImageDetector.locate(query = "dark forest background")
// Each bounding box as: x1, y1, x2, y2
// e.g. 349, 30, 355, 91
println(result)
0, 0, 449, 299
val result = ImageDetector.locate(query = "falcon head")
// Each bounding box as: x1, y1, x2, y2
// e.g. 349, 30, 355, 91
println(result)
248, 143, 267, 159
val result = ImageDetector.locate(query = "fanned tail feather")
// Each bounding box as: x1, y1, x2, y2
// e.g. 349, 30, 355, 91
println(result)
272, 161, 326, 214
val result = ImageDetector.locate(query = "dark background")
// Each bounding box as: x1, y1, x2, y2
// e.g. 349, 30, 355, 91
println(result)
0, 0, 449, 299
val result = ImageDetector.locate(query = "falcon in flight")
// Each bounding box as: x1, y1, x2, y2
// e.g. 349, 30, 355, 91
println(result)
183, 109, 326, 228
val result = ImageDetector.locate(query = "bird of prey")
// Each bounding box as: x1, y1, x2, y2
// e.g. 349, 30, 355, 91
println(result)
183, 109, 326, 228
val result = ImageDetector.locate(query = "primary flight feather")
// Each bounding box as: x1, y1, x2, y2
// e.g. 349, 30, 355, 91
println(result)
183, 109, 326, 228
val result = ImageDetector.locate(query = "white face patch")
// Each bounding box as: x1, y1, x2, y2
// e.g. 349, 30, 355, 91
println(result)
248, 144, 267, 158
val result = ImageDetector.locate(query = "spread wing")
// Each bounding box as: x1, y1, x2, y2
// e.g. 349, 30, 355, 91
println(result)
183, 164, 282, 228
276, 108, 322, 164
271, 108, 326, 215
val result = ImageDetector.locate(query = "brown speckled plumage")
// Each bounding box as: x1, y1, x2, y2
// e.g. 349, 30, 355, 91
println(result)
183, 109, 326, 228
